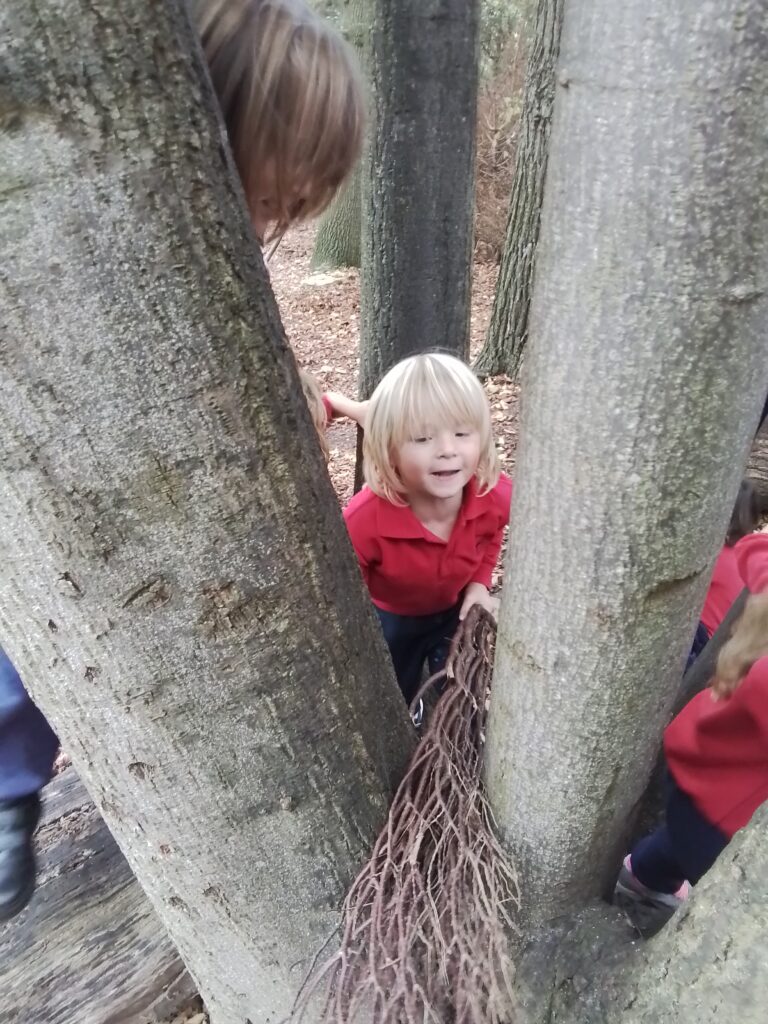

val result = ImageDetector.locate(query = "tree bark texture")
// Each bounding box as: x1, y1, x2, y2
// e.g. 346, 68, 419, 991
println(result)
359, 0, 479, 396
485, 0, 768, 929
1, 769, 196, 1024
310, 0, 367, 272
0, 3, 413, 1022
474, 0, 564, 379
512, 805, 768, 1024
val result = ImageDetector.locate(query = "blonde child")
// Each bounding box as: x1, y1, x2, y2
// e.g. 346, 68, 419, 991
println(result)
1, 0, 366, 924
344, 353, 512, 723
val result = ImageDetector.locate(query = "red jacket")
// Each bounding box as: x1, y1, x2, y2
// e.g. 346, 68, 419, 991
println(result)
665, 533, 768, 838
343, 475, 512, 616
700, 544, 744, 636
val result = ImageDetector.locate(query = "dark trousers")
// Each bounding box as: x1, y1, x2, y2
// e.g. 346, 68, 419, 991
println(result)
630, 774, 728, 893
686, 621, 710, 673
375, 604, 460, 705
0, 649, 58, 801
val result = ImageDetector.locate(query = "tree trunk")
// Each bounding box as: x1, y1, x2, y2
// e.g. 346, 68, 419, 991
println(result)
0, 3, 413, 1023
1, 769, 196, 1024
310, 0, 367, 272
473, 0, 564, 380
512, 805, 768, 1024
311, 163, 363, 272
359, 0, 479, 397
485, 0, 768, 932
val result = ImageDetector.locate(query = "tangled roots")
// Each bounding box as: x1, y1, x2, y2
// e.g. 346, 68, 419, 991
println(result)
295, 606, 520, 1023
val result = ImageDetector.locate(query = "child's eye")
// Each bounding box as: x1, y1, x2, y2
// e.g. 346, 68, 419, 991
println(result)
455, 429, 472, 438
413, 436, 429, 444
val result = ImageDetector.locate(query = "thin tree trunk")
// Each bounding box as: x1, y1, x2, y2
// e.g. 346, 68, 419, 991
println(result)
0, 3, 413, 1022
473, 0, 564, 380
311, 163, 363, 272
747, 428, 768, 512
485, 0, 768, 930
310, 0, 367, 272
359, 0, 479, 397
1, 769, 196, 1024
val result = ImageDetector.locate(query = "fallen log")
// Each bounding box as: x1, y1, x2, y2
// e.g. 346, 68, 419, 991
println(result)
0, 767, 195, 1024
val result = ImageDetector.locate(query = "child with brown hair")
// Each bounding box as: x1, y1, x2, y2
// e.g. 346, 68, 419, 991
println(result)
0, 0, 367, 924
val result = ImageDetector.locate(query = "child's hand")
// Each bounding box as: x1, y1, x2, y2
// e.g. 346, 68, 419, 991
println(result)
459, 582, 500, 622
712, 590, 768, 700
325, 392, 369, 428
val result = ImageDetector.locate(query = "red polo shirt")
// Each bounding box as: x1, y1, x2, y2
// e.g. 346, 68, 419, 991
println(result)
343, 474, 512, 616
665, 533, 768, 838
700, 544, 744, 637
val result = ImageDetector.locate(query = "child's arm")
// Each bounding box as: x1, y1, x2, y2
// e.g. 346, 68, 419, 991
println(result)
713, 533, 768, 699
324, 391, 369, 428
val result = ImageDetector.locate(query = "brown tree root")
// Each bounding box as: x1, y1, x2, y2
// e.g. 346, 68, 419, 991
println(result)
294, 607, 519, 1023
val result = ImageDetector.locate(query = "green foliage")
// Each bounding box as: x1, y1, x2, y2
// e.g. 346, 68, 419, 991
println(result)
480, 0, 528, 79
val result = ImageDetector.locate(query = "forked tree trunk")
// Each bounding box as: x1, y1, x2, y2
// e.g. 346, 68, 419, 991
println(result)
310, 0, 367, 272
486, 0, 768, 931
359, 0, 480, 396
512, 806, 768, 1024
473, 0, 564, 380
0, 3, 413, 1023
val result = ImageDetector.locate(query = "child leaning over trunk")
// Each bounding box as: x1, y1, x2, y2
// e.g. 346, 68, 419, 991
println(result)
615, 532, 768, 936
343, 353, 512, 724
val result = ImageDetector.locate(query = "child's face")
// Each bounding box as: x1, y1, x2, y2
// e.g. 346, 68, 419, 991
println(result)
394, 425, 481, 504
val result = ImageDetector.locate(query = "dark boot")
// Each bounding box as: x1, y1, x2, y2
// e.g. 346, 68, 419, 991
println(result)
0, 793, 41, 922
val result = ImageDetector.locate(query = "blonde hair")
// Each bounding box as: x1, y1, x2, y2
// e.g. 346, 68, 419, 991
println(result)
363, 353, 500, 505
194, 0, 365, 234
299, 369, 330, 461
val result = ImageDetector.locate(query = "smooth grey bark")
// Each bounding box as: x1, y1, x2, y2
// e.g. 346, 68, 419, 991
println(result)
1, 769, 196, 1024
474, 0, 564, 379
359, 0, 479, 396
485, 0, 768, 929
0, 3, 413, 1023
310, 0, 366, 272
512, 805, 768, 1024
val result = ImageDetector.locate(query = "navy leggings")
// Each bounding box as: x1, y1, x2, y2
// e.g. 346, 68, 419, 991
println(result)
630, 774, 728, 893
375, 604, 460, 705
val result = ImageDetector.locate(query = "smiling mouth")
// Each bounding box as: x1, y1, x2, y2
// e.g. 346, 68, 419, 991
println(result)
431, 469, 460, 478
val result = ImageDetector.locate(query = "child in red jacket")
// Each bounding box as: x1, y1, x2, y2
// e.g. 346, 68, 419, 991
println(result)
615, 533, 768, 935
686, 480, 759, 667
344, 353, 512, 724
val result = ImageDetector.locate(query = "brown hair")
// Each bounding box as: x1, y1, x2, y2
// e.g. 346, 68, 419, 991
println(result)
194, 0, 365, 235
726, 480, 760, 546
299, 369, 330, 461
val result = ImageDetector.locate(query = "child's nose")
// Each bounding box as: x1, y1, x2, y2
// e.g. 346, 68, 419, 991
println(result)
436, 431, 457, 455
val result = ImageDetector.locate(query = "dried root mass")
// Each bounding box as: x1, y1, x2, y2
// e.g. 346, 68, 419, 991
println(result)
295, 607, 519, 1024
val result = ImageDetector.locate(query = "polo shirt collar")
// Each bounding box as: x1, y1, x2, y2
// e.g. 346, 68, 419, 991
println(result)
376, 478, 489, 538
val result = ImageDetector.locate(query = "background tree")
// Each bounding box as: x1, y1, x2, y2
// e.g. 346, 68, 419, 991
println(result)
473, 0, 563, 378
484, 0, 768, 1007
359, 0, 480, 397
747, 426, 768, 511
0, 3, 413, 1023
309, 0, 367, 273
